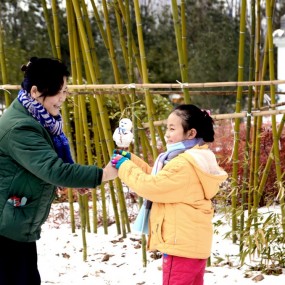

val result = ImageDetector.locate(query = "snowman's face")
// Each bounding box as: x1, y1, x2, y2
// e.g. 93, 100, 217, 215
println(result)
119, 118, 132, 131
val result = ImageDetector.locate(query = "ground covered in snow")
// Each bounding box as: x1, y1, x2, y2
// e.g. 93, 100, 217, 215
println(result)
37, 202, 285, 284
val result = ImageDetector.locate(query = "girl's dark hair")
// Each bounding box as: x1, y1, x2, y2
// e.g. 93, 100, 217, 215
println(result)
171, 104, 215, 142
20, 57, 70, 96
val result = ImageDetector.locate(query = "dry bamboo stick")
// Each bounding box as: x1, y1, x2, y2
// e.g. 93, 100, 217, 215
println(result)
1, 79, 285, 91
71, 90, 285, 96
142, 108, 285, 128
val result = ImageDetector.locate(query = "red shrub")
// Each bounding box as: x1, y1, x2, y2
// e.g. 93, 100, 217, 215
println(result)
211, 119, 285, 206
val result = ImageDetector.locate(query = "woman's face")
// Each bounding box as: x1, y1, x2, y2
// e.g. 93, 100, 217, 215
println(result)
31, 77, 68, 116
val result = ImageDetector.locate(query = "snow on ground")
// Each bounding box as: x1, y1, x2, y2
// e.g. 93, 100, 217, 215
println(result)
38, 202, 285, 284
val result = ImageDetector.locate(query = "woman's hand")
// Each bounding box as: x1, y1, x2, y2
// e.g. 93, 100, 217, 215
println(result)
102, 161, 118, 182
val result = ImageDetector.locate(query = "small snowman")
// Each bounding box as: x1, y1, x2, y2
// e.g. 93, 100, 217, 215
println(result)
113, 118, 134, 149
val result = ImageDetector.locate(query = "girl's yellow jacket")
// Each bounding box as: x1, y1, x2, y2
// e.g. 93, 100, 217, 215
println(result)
118, 145, 228, 259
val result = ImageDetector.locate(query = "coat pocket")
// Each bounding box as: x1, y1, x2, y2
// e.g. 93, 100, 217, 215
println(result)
0, 198, 38, 241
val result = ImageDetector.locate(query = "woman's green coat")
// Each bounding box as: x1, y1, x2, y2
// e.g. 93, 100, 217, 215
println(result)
0, 99, 103, 242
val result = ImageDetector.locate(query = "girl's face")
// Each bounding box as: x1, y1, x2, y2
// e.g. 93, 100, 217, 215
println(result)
31, 77, 68, 116
165, 112, 195, 144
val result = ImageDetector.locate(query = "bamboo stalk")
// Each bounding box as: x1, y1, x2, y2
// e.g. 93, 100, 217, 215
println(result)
89, 96, 109, 234
90, 0, 109, 51
67, 0, 92, 260
81, 0, 101, 82
117, 0, 143, 77
248, 0, 260, 211
124, 0, 149, 267
171, 0, 190, 103
133, 0, 158, 159
2, 79, 285, 90
51, 0, 62, 59
41, 0, 57, 57
114, 0, 130, 80
101, 0, 125, 111
72, 0, 104, 237
231, 0, 250, 243
90, 0, 130, 236
65, 0, 77, 233
252, 8, 269, 231
265, 0, 285, 234
0, 22, 11, 107
72, 0, 130, 238
181, 0, 188, 78
51, 0, 77, 236
240, 0, 256, 255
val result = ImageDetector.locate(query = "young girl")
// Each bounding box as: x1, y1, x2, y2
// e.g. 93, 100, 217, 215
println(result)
111, 104, 228, 285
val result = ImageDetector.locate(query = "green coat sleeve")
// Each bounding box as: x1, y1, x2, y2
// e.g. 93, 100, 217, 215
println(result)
7, 120, 103, 188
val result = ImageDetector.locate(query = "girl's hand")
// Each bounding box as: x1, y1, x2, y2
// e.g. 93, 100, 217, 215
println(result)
111, 154, 129, 169
113, 149, 131, 159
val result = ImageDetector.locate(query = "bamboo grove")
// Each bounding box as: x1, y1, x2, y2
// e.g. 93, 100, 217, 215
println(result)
0, 0, 285, 267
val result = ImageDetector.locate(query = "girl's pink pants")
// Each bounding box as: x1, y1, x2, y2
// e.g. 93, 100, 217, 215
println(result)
163, 254, 207, 285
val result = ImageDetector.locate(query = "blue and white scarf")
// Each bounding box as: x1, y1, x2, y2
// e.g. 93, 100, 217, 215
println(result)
17, 89, 74, 164
132, 138, 203, 235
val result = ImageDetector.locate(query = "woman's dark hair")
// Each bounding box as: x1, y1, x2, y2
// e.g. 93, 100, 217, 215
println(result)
20, 57, 70, 96
171, 104, 215, 142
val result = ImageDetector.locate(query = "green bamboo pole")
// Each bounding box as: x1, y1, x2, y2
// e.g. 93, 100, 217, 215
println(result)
114, 2, 129, 80
73, 94, 88, 260
117, 0, 143, 78
181, 0, 188, 70
252, 33, 268, 228
240, 0, 256, 254
73, 31, 85, 163
124, 0, 148, 267
133, 0, 158, 159
248, 0, 261, 219
41, 0, 57, 57
246, 114, 285, 237
65, 0, 78, 233
72, 0, 130, 237
90, 0, 131, 108
90, 0, 109, 50
81, 52, 119, 235
252, 1, 273, 221
247, 0, 285, 237
50, 0, 75, 158
79, 33, 117, 236
51, 0, 62, 59
87, 0, 130, 236
80, 0, 101, 82
71, 1, 106, 234
77, 41, 94, 234
114, 1, 163, 150
50, 0, 78, 239
0, 22, 11, 107
101, 0, 125, 111
231, 0, 247, 244
66, 2, 90, 260
89, 97, 110, 234
265, 0, 285, 234
71, 0, 113, 153
116, 0, 165, 149
171, 0, 190, 103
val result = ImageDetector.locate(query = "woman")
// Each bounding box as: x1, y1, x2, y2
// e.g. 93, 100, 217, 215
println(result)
0, 57, 117, 285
